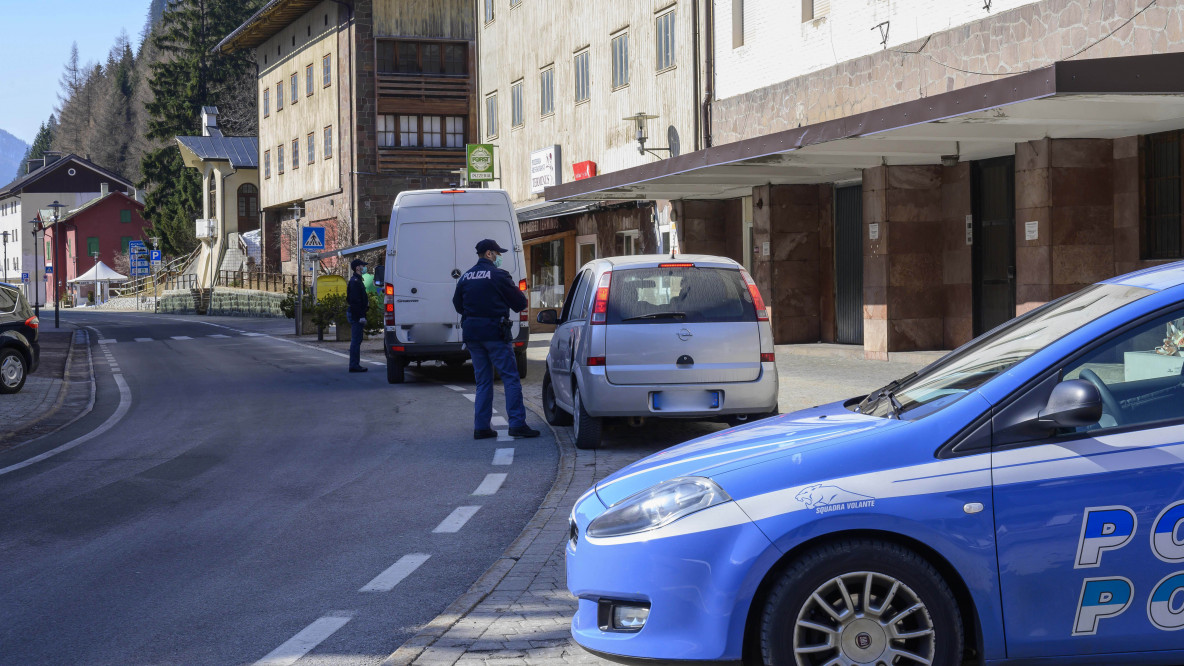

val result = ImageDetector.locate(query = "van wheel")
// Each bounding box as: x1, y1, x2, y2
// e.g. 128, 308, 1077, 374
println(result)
571, 384, 601, 450
387, 355, 405, 384
760, 539, 962, 666
0, 348, 27, 394
444, 357, 466, 368
542, 372, 572, 426
516, 349, 528, 379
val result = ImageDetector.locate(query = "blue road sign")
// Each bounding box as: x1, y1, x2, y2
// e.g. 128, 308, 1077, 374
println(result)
128, 240, 146, 250
150, 250, 162, 263
45, 266, 53, 275
301, 227, 325, 252
21, 272, 28, 283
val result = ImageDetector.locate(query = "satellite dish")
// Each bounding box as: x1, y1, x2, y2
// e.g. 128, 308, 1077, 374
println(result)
667, 126, 681, 158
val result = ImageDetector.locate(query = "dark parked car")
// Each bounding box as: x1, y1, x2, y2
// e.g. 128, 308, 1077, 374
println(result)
0, 282, 39, 394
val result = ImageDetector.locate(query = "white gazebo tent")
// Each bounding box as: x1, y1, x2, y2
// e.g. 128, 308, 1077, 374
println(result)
69, 261, 128, 306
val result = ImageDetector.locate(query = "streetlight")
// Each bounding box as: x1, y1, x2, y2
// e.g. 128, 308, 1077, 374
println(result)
27, 217, 41, 317
1, 230, 9, 284
47, 200, 66, 329
90, 250, 100, 306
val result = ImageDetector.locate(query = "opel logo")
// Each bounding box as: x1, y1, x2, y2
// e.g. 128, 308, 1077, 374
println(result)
677, 328, 693, 341
855, 633, 872, 650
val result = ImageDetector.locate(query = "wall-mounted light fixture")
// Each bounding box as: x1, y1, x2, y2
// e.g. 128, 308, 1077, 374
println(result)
624, 112, 674, 159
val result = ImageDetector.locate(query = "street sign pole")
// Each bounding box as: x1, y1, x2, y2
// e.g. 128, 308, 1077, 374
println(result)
296, 223, 304, 336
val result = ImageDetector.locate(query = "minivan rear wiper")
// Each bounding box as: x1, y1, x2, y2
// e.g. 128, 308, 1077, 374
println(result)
623, 312, 687, 321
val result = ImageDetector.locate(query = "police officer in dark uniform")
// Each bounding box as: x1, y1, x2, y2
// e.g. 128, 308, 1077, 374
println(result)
346, 258, 369, 373
452, 239, 539, 439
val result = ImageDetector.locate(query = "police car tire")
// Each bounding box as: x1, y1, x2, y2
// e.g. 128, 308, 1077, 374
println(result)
542, 372, 573, 426
759, 539, 962, 666
387, 356, 405, 384
572, 385, 601, 450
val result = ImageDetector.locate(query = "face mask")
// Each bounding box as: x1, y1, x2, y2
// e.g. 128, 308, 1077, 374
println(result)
493, 255, 503, 268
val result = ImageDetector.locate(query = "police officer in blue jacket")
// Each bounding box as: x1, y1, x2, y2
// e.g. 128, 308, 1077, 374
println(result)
453, 239, 540, 440
347, 258, 369, 373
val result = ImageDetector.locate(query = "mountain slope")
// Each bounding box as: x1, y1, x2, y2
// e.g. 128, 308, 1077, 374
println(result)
0, 130, 28, 183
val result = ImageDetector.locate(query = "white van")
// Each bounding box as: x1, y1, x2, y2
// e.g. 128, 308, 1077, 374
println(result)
382, 188, 529, 384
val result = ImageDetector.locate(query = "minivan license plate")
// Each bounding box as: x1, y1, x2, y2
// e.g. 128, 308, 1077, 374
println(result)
651, 390, 721, 412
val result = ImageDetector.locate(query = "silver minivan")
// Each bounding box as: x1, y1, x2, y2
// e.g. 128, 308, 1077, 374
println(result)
536, 255, 779, 449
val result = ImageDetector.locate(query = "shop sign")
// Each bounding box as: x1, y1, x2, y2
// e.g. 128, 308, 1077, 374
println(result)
466, 144, 495, 181
573, 160, 597, 181
530, 145, 562, 194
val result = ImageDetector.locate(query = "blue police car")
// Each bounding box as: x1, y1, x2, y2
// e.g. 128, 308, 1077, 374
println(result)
566, 262, 1184, 665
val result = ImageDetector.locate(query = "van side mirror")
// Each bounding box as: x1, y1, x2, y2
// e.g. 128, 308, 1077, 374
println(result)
1038, 379, 1103, 428
374, 264, 385, 287
536, 309, 558, 326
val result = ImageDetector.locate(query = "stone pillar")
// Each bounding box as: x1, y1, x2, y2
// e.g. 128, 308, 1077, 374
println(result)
862, 165, 945, 360
1015, 139, 1053, 315
942, 163, 972, 348
1113, 136, 1141, 276
677, 199, 742, 261
753, 184, 825, 344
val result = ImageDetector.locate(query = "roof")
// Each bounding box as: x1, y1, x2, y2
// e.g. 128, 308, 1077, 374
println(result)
0, 154, 134, 199
547, 52, 1184, 202
175, 135, 260, 170
214, 0, 326, 53
54, 191, 144, 224
516, 200, 600, 223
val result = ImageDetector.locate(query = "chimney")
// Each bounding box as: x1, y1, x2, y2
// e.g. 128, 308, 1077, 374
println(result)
134, 188, 145, 204
201, 106, 222, 138
100, 182, 109, 198
26, 159, 43, 174
43, 151, 64, 166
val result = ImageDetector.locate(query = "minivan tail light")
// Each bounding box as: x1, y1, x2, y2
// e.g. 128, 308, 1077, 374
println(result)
384, 283, 396, 326
25, 316, 38, 330
760, 353, 775, 363
659, 263, 694, 268
739, 268, 768, 322
586, 356, 606, 366
519, 279, 527, 291
590, 271, 612, 325
441, 189, 465, 194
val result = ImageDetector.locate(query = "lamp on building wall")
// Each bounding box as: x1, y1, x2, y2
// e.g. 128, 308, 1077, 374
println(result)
47, 200, 66, 328
624, 112, 676, 159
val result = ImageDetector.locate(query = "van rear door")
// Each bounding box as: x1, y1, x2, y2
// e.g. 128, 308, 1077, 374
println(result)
453, 195, 523, 336
392, 196, 460, 345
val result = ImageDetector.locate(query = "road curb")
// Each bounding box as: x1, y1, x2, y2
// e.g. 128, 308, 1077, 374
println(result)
0, 327, 95, 447
382, 394, 574, 666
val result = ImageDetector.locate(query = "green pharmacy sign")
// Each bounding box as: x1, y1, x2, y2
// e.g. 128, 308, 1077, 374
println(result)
466, 144, 495, 182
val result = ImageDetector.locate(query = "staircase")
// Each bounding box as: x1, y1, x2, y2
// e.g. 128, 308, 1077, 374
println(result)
190, 288, 213, 315
218, 233, 248, 276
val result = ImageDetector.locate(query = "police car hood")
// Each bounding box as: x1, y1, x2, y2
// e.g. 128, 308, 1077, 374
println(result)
594, 402, 905, 507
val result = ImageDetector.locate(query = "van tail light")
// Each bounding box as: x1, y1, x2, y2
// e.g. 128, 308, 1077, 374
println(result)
760, 353, 775, 363
586, 356, 606, 366
739, 268, 768, 322
590, 271, 612, 325
384, 283, 396, 326
441, 189, 465, 194
25, 316, 39, 330
519, 310, 528, 322
519, 279, 527, 291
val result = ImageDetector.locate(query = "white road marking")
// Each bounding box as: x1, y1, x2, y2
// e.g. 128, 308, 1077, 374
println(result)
241, 332, 264, 336
432, 506, 481, 533
491, 416, 507, 427
253, 612, 353, 666
134, 338, 153, 342
208, 334, 230, 338
493, 448, 515, 465
473, 473, 507, 496
0, 373, 131, 477
97, 339, 116, 344
171, 336, 193, 340
463, 394, 475, 402
359, 553, 431, 592
445, 384, 466, 392
496, 430, 513, 442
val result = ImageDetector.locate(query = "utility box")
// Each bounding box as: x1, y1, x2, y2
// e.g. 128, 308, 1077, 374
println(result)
195, 218, 216, 239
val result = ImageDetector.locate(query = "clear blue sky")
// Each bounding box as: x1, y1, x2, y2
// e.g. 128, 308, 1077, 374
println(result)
0, 0, 152, 144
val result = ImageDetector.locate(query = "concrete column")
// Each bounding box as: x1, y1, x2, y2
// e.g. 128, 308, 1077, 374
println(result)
754, 184, 826, 344
942, 163, 972, 348
1113, 136, 1141, 276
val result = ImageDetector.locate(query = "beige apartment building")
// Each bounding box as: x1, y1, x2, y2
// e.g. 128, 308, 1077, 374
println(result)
477, 0, 708, 320
216, 0, 476, 274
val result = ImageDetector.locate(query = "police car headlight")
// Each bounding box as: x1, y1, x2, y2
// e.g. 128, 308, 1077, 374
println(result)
586, 477, 730, 538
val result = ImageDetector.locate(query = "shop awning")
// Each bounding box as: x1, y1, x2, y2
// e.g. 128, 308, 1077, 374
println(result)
516, 200, 600, 222
546, 53, 1184, 202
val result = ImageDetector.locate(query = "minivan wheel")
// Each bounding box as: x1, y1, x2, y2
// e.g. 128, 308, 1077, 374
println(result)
542, 372, 572, 426
760, 539, 962, 666
571, 385, 601, 450
387, 355, 405, 384
0, 348, 27, 394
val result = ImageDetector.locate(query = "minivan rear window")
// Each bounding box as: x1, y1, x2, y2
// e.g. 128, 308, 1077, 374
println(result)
606, 266, 756, 324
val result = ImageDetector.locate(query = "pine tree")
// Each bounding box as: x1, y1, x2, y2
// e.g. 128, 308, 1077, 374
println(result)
16, 116, 57, 178
89, 34, 137, 175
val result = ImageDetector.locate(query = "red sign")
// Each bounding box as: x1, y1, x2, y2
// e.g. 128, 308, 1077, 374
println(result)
573, 160, 597, 181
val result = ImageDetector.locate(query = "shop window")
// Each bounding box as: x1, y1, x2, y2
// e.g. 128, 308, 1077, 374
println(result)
574, 50, 590, 104
540, 66, 554, 116
615, 230, 640, 256
511, 80, 524, 128
1144, 130, 1183, 259
655, 10, 676, 72
485, 93, 498, 138
611, 31, 629, 90
530, 238, 566, 310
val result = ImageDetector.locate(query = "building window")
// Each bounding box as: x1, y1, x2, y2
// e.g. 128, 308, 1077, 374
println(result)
120, 209, 131, 223
292, 139, 300, 169
1145, 130, 1183, 259
445, 116, 465, 148
444, 44, 466, 74
615, 230, 639, 256
307, 133, 316, 164
278, 145, 285, 174
511, 80, 524, 128
306, 64, 314, 96
399, 115, 420, 147
87, 237, 99, 257
263, 88, 270, 117
378, 114, 397, 148
290, 72, 298, 103
277, 81, 284, 110
264, 150, 271, 178
422, 115, 442, 148
611, 31, 629, 89
378, 40, 467, 75
540, 66, 554, 117
655, 11, 675, 71
484, 0, 493, 23
802, 0, 829, 21
422, 43, 442, 75
324, 126, 333, 159
323, 54, 332, 87
486, 93, 498, 138
511, 0, 520, 5
733, 0, 744, 48
574, 50, 590, 103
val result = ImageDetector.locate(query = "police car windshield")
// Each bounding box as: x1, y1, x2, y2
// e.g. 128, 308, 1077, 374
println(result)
859, 283, 1154, 419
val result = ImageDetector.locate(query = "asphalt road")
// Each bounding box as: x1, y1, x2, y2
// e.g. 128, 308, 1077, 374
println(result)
0, 311, 557, 666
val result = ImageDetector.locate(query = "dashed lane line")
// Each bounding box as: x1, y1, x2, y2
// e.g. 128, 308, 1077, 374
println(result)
171, 336, 193, 340
359, 554, 431, 593
463, 394, 475, 403
134, 338, 153, 343
97, 339, 116, 344
491, 416, 507, 428
253, 612, 354, 666
472, 473, 507, 496
432, 506, 481, 533
444, 385, 466, 392
492, 448, 514, 466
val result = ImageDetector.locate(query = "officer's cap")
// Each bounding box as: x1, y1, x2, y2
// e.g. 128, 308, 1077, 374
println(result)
476, 239, 509, 254
350, 258, 368, 270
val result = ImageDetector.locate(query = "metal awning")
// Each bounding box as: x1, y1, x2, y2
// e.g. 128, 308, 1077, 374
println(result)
546, 53, 1184, 202
312, 239, 386, 260
516, 199, 601, 222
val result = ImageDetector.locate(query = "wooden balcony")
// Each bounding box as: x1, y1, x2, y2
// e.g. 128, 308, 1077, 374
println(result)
378, 148, 466, 174
377, 73, 471, 115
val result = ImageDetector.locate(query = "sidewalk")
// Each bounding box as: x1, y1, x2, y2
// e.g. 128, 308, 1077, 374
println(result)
0, 327, 93, 449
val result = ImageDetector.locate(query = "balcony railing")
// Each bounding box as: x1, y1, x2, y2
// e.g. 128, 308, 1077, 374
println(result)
217, 270, 304, 294
378, 147, 466, 174
376, 73, 470, 102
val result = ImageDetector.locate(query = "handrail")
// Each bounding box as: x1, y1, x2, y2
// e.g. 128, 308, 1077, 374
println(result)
216, 270, 303, 294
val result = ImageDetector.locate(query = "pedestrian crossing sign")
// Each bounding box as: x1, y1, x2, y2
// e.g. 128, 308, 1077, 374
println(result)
301, 227, 325, 251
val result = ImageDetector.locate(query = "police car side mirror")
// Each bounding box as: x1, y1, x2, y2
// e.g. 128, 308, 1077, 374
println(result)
1038, 379, 1103, 428
536, 309, 558, 326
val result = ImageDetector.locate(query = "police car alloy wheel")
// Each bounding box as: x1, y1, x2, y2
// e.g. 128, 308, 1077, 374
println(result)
760, 539, 962, 666
0, 348, 26, 394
